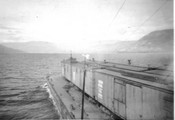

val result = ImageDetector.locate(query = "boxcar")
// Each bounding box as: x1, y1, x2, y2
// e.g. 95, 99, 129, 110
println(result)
94, 69, 173, 120
61, 58, 173, 120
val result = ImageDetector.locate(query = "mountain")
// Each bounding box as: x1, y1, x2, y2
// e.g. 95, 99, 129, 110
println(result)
0, 44, 23, 54
136, 29, 173, 52
93, 29, 174, 53
2, 41, 65, 53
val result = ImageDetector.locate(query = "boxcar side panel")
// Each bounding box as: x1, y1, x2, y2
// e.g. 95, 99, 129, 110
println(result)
95, 73, 104, 104
119, 102, 125, 118
73, 67, 83, 89
163, 93, 173, 119
72, 66, 76, 85
64, 64, 67, 79
106, 75, 114, 111
76, 68, 81, 88
69, 64, 71, 81
74, 67, 79, 87
142, 87, 168, 120
126, 84, 142, 120
61, 63, 65, 76
68, 64, 71, 80
85, 71, 94, 97
114, 78, 126, 118
65, 64, 70, 80
114, 100, 119, 114
94, 72, 114, 111
79, 69, 84, 89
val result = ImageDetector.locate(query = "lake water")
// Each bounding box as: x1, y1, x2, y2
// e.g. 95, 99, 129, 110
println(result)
0, 54, 69, 120
0, 53, 173, 119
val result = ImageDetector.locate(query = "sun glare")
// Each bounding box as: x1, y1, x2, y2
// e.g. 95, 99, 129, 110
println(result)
21, 1, 108, 52
22, 15, 94, 52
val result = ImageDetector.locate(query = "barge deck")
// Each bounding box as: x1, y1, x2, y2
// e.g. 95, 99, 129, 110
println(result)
46, 75, 115, 119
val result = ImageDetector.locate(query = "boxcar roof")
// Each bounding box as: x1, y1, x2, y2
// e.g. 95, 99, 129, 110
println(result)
87, 61, 173, 76
95, 61, 147, 71
95, 69, 173, 92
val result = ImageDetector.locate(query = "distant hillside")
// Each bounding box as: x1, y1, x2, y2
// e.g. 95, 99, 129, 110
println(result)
93, 29, 174, 53
2, 41, 65, 53
134, 29, 174, 52
0, 44, 23, 54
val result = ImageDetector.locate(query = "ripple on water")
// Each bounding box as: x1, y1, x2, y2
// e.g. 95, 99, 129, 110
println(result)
0, 54, 63, 120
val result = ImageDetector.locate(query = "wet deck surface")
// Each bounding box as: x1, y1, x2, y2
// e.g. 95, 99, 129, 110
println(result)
48, 75, 113, 120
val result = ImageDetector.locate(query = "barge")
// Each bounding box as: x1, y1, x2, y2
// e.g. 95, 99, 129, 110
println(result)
61, 57, 173, 120
46, 75, 115, 119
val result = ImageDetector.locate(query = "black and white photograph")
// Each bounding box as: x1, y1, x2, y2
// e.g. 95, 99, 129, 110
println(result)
0, 0, 173, 119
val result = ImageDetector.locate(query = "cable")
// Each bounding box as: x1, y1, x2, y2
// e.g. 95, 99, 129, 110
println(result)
109, 0, 127, 27
133, 0, 168, 34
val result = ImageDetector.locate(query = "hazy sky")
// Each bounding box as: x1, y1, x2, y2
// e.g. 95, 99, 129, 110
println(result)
0, 0, 173, 51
